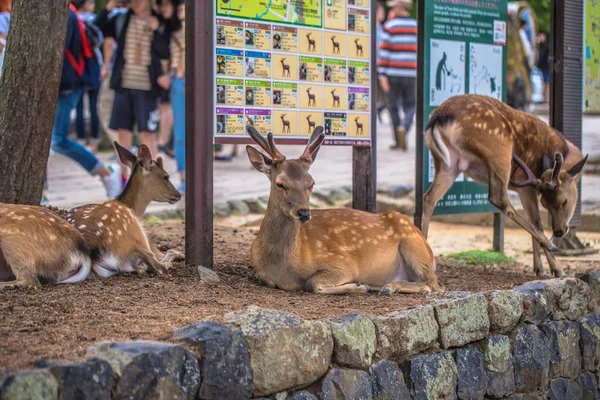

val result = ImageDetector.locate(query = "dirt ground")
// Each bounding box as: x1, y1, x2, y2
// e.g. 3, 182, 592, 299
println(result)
1, 220, 599, 371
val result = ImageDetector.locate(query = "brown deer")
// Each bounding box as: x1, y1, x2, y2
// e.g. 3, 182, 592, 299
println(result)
66, 143, 183, 278
279, 113, 291, 134
0, 205, 92, 287
244, 125, 442, 295
355, 117, 363, 135
330, 35, 340, 54
280, 57, 291, 77
331, 89, 340, 108
422, 94, 588, 278
354, 39, 363, 57
306, 32, 316, 52
306, 114, 316, 135
306, 87, 316, 107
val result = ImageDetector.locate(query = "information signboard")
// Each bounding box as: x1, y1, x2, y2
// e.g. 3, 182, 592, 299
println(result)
418, 0, 508, 216
214, 0, 372, 145
585, 0, 600, 113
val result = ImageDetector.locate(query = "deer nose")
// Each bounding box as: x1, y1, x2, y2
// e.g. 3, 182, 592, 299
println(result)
298, 209, 311, 223
553, 229, 565, 238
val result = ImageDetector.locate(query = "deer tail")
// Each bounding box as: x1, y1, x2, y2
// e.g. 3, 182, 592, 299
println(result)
58, 250, 92, 284
425, 114, 454, 169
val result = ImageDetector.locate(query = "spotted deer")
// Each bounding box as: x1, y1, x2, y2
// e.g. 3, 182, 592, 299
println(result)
66, 143, 183, 279
306, 114, 316, 135
330, 35, 340, 54
422, 94, 588, 278
306, 87, 316, 107
354, 39, 363, 56
245, 126, 442, 294
306, 32, 316, 52
331, 89, 340, 108
0, 204, 92, 287
280, 57, 291, 77
280, 113, 291, 134
355, 117, 363, 135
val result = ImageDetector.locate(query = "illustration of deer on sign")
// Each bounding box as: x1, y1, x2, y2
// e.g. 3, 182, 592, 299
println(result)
306, 87, 316, 107
354, 39, 363, 57
306, 114, 316, 135
331, 35, 340, 54
246, 116, 254, 127
306, 33, 316, 52
280, 113, 291, 134
331, 89, 340, 108
280, 57, 291, 77
354, 117, 363, 135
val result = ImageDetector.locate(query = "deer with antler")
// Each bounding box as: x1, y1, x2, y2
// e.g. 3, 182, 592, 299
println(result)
355, 117, 364, 135
331, 89, 340, 108
306, 87, 316, 107
306, 32, 316, 52
244, 126, 442, 294
354, 39, 363, 57
280, 113, 291, 134
280, 57, 291, 77
331, 35, 340, 54
422, 94, 588, 278
306, 114, 316, 135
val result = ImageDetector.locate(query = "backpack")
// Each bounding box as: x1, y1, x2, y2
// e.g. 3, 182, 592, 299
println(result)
65, 8, 101, 89
83, 20, 103, 49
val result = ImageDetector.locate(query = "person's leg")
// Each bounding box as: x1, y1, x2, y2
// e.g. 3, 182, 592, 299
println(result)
386, 76, 405, 149
401, 77, 417, 133
88, 86, 101, 150
171, 76, 186, 193
158, 100, 174, 155
75, 91, 86, 143
134, 90, 159, 156
109, 88, 135, 183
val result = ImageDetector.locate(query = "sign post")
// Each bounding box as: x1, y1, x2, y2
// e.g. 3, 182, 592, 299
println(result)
186, 0, 377, 268
415, 0, 508, 251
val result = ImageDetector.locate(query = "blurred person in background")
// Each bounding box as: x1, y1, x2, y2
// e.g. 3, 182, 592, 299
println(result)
0, 0, 10, 78
536, 31, 550, 103
375, 1, 386, 123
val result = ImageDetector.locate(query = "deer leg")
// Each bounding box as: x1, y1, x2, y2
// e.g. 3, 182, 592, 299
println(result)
161, 249, 185, 263
379, 281, 433, 295
422, 158, 459, 238
138, 250, 171, 275
305, 267, 371, 295
488, 173, 557, 251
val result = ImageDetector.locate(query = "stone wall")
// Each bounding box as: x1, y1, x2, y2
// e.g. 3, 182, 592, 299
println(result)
3, 276, 600, 399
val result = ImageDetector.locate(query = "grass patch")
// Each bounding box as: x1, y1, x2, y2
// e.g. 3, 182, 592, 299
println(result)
446, 250, 518, 266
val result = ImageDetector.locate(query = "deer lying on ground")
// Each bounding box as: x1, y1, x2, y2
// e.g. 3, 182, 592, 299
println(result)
423, 94, 588, 278
0, 204, 92, 287
66, 143, 182, 278
245, 126, 442, 294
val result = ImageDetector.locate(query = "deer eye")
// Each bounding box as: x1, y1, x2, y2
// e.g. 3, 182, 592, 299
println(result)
309, 183, 315, 191
562, 199, 568, 208
164, 175, 170, 181
276, 183, 287, 190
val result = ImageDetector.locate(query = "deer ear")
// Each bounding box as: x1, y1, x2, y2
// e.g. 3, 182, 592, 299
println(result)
114, 142, 136, 169
307, 126, 325, 162
246, 145, 273, 175
567, 154, 588, 179
137, 145, 153, 169
156, 156, 164, 169
541, 152, 553, 172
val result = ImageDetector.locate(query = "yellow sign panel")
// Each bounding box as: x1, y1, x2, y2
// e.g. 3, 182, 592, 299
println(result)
272, 25, 298, 53
273, 111, 298, 136
273, 82, 298, 108
324, 112, 348, 137
245, 51, 272, 79
299, 84, 323, 109
349, 0, 370, 7
348, 34, 369, 60
245, 22, 271, 51
348, 113, 368, 138
324, 58, 347, 84
585, 0, 600, 112
216, 107, 245, 135
348, 8, 370, 35
217, 49, 244, 77
324, 32, 347, 57
348, 87, 370, 112
298, 28, 323, 55
272, 53, 297, 80
324, 85, 347, 110
217, 0, 322, 28
216, 19, 244, 48
324, 0, 347, 31
216, 78, 244, 106
348, 60, 370, 86
299, 56, 323, 83
245, 109, 272, 135
299, 112, 324, 137
245, 80, 272, 107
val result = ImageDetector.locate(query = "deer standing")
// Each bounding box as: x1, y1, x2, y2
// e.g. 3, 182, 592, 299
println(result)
306, 114, 316, 135
280, 57, 291, 77
355, 117, 363, 135
422, 94, 588, 278
280, 113, 291, 134
331, 89, 340, 108
330, 35, 340, 54
66, 143, 183, 278
306, 87, 316, 107
306, 33, 316, 52
354, 39, 363, 57
0, 205, 92, 287
244, 126, 442, 294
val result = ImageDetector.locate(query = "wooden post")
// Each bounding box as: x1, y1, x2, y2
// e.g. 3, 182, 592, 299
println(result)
493, 213, 505, 253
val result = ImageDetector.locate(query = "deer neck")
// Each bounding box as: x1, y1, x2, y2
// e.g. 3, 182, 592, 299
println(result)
117, 169, 153, 218
257, 199, 300, 263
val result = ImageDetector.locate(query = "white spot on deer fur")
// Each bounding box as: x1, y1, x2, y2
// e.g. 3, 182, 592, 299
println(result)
102, 215, 108, 221
316, 241, 322, 248
98, 222, 103, 228
78, 225, 86, 229
48, 234, 57, 241
96, 231, 102, 236
117, 229, 122, 237
106, 203, 112, 208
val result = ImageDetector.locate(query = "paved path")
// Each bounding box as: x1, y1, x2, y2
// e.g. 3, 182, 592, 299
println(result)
46, 113, 600, 214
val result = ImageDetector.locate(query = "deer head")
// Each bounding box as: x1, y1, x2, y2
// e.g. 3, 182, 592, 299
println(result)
115, 142, 181, 205
331, 89, 336, 94
246, 126, 324, 223
306, 33, 312, 37
281, 57, 286, 62
281, 113, 286, 118
511, 152, 588, 238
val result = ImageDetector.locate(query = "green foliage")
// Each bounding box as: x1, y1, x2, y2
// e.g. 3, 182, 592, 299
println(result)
528, 0, 551, 33
447, 250, 518, 266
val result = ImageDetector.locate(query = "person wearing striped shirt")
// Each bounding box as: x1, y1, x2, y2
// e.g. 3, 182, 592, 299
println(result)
377, 0, 417, 151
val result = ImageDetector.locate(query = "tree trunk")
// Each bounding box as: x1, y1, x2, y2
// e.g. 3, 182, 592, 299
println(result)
0, 0, 69, 205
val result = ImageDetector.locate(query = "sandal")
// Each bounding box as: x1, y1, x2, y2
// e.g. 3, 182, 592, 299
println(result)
159, 145, 176, 159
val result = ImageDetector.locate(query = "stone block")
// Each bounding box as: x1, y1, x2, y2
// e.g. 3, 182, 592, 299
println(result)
477, 335, 515, 398
513, 282, 553, 325
327, 313, 376, 369
511, 324, 550, 393
369, 360, 410, 400
376, 197, 415, 215
454, 346, 486, 400
86, 340, 201, 400
388, 185, 415, 199
0, 369, 58, 400
579, 371, 600, 400
433, 293, 490, 349
245, 198, 268, 214
405, 351, 458, 400
228, 200, 251, 216
544, 378, 583, 400
320, 369, 373, 400
214, 202, 231, 218
288, 391, 319, 400
224, 306, 333, 397
372, 305, 438, 361
312, 190, 335, 205
174, 321, 253, 399
544, 278, 595, 321
484, 290, 523, 334
329, 188, 352, 201
197, 265, 221, 283
580, 271, 600, 309
580, 314, 600, 371
45, 359, 113, 400
541, 320, 581, 379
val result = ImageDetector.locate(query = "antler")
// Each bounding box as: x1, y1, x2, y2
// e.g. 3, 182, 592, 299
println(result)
510, 153, 541, 188
301, 126, 325, 163
545, 153, 563, 190
246, 126, 286, 163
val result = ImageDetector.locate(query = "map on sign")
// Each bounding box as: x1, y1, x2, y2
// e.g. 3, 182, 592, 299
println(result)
214, 0, 371, 145
217, 0, 323, 28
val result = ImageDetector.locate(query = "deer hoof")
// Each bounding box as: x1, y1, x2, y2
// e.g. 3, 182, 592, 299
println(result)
379, 287, 393, 296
